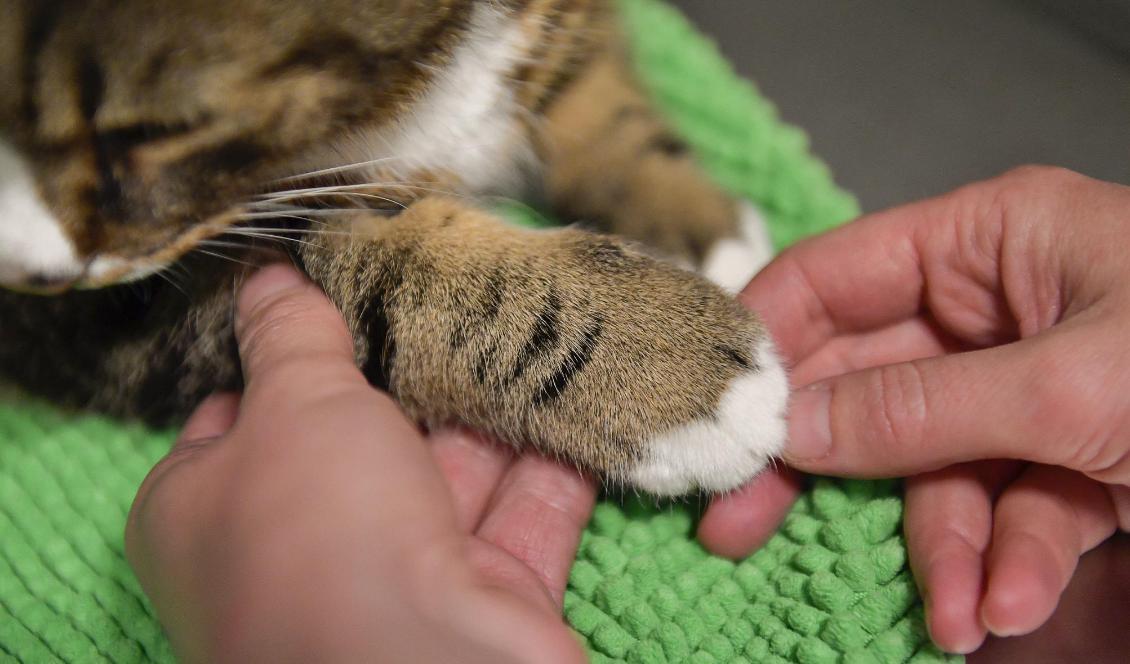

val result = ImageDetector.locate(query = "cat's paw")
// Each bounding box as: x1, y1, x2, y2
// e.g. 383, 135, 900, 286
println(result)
701, 201, 775, 293
628, 336, 788, 495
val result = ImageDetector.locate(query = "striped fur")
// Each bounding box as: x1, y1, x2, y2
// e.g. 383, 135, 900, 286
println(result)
0, 0, 785, 493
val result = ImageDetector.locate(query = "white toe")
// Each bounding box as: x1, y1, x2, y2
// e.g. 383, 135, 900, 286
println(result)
701, 201, 775, 293
629, 337, 788, 495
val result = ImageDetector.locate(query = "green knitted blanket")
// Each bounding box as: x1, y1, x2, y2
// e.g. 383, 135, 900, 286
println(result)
0, 1, 960, 662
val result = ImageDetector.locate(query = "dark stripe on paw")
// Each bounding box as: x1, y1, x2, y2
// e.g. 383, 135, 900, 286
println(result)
358, 300, 395, 391
508, 287, 562, 382
715, 344, 756, 371
450, 268, 506, 350
534, 316, 602, 407
474, 344, 497, 386
582, 238, 632, 273
641, 133, 689, 158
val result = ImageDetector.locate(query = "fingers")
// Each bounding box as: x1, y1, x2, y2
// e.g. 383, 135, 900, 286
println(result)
235, 263, 363, 398
905, 461, 1020, 654
430, 429, 515, 531
1109, 485, 1130, 532
740, 175, 1014, 363
697, 467, 803, 559
230, 264, 459, 537
790, 316, 960, 388
739, 214, 923, 364
782, 329, 1127, 477
981, 464, 1118, 637
475, 454, 596, 607
130, 392, 243, 547
177, 393, 241, 447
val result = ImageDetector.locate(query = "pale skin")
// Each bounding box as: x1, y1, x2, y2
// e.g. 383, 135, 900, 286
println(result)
125, 264, 594, 664
127, 166, 1130, 659
700, 166, 1130, 654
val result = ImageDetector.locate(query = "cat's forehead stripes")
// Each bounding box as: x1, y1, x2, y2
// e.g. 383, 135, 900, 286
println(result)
0, 0, 612, 290
0, 0, 486, 287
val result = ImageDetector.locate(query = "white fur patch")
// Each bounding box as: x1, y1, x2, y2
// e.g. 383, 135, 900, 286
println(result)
85, 256, 164, 286
0, 141, 84, 287
701, 201, 775, 293
629, 337, 788, 495
334, 5, 535, 196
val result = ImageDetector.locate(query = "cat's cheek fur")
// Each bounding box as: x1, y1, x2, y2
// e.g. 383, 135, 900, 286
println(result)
701, 201, 775, 293
335, 4, 536, 197
627, 336, 788, 495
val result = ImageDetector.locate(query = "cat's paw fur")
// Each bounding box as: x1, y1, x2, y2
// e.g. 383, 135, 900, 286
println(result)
624, 199, 785, 495
701, 201, 775, 293
332, 203, 790, 497
627, 336, 788, 495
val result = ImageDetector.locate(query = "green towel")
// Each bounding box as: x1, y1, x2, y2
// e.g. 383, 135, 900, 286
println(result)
0, 1, 960, 662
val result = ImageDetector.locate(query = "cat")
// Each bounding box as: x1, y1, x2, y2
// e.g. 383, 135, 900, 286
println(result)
0, 0, 787, 495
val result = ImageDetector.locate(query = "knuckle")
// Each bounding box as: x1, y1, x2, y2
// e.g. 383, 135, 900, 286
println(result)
1032, 380, 1098, 431
242, 292, 320, 343
862, 361, 931, 454
982, 165, 1084, 219
1025, 349, 1125, 473
1028, 347, 1101, 414
239, 292, 350, 363
1073, 407, 1130, 481
126, 444, 207, 538
998, 164, 1082, 189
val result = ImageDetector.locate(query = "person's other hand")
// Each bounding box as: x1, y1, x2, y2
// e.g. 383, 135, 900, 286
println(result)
126, 264, 593, 664
699, 167, 1130, 653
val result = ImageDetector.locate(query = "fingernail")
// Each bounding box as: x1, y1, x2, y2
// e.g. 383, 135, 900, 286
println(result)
980, 602, 1030, 639
981, 610, 1018, 638
787, 385, 832, 461
951, 635, 987, 655
237, 264, 306, 317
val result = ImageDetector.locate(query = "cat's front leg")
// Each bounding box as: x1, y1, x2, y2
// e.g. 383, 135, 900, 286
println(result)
541, 49, 773, 293
299, 197, 787, 495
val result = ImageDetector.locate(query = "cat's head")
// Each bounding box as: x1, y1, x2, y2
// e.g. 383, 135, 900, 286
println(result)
0, 0, 472, 292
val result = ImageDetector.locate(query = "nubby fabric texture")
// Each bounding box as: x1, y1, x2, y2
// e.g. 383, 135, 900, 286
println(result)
0, 1, 959, 662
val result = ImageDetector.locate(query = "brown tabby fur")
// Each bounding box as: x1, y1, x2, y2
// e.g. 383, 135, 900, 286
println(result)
0, 0, 776, 489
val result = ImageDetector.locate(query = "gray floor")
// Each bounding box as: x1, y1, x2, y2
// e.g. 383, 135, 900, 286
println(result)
670, 0, 1130, 212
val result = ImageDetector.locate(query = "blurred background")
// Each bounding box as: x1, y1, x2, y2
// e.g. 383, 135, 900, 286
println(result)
668, 3, 1130, 662
669, 0, 1130, 212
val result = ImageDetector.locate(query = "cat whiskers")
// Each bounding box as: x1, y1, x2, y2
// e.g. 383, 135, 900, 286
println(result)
197, 239, 255, 251
222, 220, 358, 251
270, 155, 404, 184
257, 180, 470, 203
248, 192, 408, 212
223, 227, 321, 249
191, 248, 259, 269
152, 266, 189, 298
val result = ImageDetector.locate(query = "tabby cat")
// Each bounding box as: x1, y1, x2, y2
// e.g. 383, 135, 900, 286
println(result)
0, 0, 787, 495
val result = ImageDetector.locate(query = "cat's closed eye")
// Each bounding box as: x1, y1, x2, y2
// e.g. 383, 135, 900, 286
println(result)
0, 0, 789, 496
97, 122, 197, 155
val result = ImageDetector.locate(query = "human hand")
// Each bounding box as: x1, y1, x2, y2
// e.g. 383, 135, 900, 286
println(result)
125, 264, 594, 664
698, 167, 1130, 653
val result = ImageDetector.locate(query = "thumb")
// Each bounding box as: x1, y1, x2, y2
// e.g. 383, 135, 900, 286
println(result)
235, 263, 362, 394
784, 333, 1120, 479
